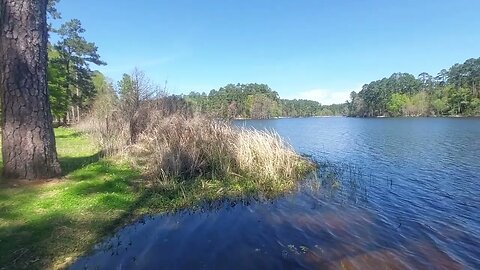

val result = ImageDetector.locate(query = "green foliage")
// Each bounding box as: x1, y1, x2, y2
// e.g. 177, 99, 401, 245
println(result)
281, 99, 322, 117
349, 57, 480, 117
405, 91, 429, 116
118, 74, 134, 102
469, 98, 480, 115
354, 73, 421, 116
448, 58, 480, 96
46, 18, 106, 122
48, 47, 70, 119
446, 86, 472, 115
348, 91, 367, 117
432, 98, 448, 115
90, 71, 118, 120
47, 0, 61, 20
387, 93, 409, 116
184, 83, 345, 119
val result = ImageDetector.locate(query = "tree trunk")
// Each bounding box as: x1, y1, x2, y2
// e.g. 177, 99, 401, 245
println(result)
76, 86, 80, 122
71, 105, 75, 123
0, 0, 61, 179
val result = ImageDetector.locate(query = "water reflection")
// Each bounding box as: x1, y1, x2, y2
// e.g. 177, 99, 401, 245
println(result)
71, 163, 465, 270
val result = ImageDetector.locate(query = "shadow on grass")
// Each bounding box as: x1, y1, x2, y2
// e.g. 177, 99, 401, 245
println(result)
0, 212, 76, 269
59, 152, 102, 175
0, 160, 145, 269
54, 131, 83, 139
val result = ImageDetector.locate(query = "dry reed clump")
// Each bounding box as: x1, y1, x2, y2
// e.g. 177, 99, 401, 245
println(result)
76, 112, 130, 156
133, 114, 312, 189
133, 114, 236, 181
78, 103, 313, 195
234, 128, 305, 184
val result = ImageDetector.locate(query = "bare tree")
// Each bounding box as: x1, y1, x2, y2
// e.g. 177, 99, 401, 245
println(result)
118, 68, 159, 143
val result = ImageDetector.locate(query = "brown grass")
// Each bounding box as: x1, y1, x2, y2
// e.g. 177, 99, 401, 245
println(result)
132, 114, 310, 187
78, 103, 314, 198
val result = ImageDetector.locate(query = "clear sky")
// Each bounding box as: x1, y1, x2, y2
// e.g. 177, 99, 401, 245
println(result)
54, 0, 480, 104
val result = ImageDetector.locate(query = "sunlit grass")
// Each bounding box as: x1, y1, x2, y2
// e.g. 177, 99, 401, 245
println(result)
0, 129, 141, 269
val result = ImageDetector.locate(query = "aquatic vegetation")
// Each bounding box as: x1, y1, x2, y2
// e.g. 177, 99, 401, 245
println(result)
312, 160, 370, 204
286, 244, 309, 254
299, 245, 309, 253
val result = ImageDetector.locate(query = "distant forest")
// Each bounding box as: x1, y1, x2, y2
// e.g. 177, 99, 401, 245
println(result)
182, 84, 346, 119
181, 57, 480, 119
348, 57, 480, 117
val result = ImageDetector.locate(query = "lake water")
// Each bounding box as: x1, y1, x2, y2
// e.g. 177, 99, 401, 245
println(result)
71, 117, 480, 270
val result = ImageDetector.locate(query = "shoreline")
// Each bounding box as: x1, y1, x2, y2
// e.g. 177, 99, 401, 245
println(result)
233, 115, 345, 120
234, 115, 480, 120
357, 115, 480, 119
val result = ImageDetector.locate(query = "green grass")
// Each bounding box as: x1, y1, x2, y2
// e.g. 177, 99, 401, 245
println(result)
0, 129, 142, 269
0, 128, 313, 269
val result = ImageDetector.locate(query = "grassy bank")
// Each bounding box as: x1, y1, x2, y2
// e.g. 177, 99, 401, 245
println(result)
0, 129, 140, 269
0, 126, 313, 269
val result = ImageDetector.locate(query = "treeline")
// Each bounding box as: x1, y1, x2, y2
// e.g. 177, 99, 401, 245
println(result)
182, 83, 345, 119
348, 58, 480, 117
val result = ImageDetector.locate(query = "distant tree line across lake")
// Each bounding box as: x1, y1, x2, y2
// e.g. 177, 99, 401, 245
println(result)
347, 57, 480, 117
181, 84, 347, 119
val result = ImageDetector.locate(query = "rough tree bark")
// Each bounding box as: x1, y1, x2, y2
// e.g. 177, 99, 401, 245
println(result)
0, 0, 62, 179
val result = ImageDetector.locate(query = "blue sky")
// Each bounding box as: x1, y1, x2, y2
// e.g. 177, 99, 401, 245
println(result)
54, 0, 480, 104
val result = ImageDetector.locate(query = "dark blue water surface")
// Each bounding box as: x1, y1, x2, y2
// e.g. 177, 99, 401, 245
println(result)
72, 117, 480, 270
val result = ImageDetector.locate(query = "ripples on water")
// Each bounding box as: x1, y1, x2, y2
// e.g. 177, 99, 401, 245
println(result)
71, 118, 480, 270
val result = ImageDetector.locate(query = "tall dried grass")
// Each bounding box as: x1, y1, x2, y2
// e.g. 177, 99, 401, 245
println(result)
79, 105, 313, 196
76, 112, 130, 156
132, 114, 310, 187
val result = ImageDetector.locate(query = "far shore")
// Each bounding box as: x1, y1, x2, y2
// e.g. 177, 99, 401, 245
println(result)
233, 115, 480, 120
233, 115, 345, 120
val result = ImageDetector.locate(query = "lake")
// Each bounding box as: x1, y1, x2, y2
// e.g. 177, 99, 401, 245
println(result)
71, 117, 480, 269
